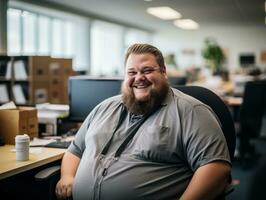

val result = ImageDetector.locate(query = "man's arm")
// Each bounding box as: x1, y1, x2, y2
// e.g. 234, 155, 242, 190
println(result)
55, 151, 81, 199
180, 161, 231, 200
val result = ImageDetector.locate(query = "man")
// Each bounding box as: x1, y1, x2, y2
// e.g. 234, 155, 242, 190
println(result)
56, 43, 231, 200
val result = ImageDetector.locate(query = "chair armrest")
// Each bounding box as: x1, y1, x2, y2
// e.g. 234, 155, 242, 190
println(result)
35, 165, 61, 181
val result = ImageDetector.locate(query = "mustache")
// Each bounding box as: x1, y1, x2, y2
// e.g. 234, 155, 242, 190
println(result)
122, 79, 169, 115
131, 80, 151, 87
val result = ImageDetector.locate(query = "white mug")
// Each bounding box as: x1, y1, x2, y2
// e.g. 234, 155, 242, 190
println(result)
15, 134, 30, 161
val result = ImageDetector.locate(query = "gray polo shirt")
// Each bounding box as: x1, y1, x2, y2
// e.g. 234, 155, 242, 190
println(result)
68, 88, 231, 200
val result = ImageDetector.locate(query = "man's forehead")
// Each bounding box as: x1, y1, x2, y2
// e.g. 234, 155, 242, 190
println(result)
126, 53, 158, 69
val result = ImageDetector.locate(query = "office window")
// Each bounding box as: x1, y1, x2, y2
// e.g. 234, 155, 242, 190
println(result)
7, 6, 86, 71
71, 18, 90, 71
65, 22, 73, 57
22, 11, 37, 55
7, 8, 76, 58
7, 8, 22, 55
125, 29, 151, 48
7, 5, 152, 73
38, 16, 51, 55
51, 19, 75, 58
51, 19, 63, 57
91, 20, 124, 76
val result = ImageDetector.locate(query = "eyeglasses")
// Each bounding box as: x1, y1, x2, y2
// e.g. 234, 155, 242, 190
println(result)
127, 66, 161, 77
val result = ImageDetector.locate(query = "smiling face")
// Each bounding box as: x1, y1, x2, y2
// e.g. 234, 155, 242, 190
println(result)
122, 53, 169, 114
125, 53, 167, 101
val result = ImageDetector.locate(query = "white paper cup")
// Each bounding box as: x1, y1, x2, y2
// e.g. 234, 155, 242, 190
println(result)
15, 134, 30, 161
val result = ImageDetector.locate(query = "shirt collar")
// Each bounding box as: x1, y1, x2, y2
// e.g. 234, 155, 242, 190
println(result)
160, 87, 173, 106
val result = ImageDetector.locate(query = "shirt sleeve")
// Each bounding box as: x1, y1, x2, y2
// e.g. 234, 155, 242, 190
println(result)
68, 106, 99, 158
182, 105, 231, 171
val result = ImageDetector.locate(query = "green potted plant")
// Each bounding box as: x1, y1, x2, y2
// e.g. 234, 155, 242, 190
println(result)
202, 38, 225, 75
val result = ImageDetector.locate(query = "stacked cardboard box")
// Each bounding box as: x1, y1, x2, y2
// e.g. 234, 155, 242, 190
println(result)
29, 56, 50, 104
48, 58, 73, 104
0, 107, 38, 144
28, 56, 73, 104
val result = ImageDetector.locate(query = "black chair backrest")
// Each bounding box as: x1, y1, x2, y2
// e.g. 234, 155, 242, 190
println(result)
173, 85, 236, 160
240, 80, 266, 138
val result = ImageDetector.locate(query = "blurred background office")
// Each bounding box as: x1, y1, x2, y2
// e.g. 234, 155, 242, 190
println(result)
0, 0, 265, 76
1, 0, 266, 199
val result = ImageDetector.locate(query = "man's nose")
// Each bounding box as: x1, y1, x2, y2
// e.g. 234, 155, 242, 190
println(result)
135, 72, 146, 81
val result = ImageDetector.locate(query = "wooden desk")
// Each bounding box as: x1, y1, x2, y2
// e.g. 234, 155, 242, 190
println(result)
189, 79, 234, 97
0, 145, 65, 180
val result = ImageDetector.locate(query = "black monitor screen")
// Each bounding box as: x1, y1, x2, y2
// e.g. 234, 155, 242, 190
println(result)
239, 54, 255, 66
68, 76, 123, 122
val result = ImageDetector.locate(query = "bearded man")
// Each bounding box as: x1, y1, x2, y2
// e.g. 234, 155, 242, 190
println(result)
56, 43, 231, 200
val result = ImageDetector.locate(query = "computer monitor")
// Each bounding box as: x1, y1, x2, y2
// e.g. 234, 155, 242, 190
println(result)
68, 76, 123, 122
239, 54, 255, 67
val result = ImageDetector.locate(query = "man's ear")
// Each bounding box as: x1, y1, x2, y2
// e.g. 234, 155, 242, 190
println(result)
162, 67, 167, 78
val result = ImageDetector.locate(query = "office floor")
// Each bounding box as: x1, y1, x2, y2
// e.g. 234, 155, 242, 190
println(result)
227, 138, 266, 200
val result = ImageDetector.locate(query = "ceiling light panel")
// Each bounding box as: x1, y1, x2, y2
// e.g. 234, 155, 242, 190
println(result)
174, 19, 199, 30
146, 7, 181, 20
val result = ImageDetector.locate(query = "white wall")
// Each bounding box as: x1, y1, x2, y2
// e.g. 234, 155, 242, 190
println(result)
153, 25, 266, 72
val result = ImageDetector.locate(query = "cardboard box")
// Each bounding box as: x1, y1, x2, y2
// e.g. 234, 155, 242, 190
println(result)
0, 107, 38, 144
62, 78, 69, 104
49, 86, 65, 104
48, 61, 62, 76
29, 56, 50, 81
62, 59, 73, 76
30, 81, 49, 104
48, 77, 69, 104
49, 58, 73, 77
49, 77, 63, 88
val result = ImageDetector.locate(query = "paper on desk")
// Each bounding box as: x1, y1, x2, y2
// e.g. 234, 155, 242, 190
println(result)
10, 147, 44, 155
0, 101, 17, 110
30, 137, 56, 147
30, 147, 43, 155
36, 103, 69, 111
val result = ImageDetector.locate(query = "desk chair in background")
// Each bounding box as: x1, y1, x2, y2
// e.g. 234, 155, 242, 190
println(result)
35, 86, 236, 199
237, 80, 266, 166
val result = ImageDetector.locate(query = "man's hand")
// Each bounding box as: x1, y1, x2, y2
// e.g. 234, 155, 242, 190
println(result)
55, 175, 74, 199
55, 151, 81, 199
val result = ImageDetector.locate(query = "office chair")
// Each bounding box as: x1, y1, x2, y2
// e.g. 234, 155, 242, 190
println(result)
237, 80, 266, 164
174, 85, 236, 197
35, 85, 236, 199
174, 86, 236, 161
35, 165, 61, 200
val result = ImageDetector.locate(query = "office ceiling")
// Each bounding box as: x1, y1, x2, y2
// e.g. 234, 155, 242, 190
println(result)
44, 0, 266, 32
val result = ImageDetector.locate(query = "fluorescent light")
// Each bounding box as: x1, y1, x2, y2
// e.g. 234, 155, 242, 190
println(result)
174, 19, 199, 30
265, 2, 266, 12
146, 7, 181, 20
